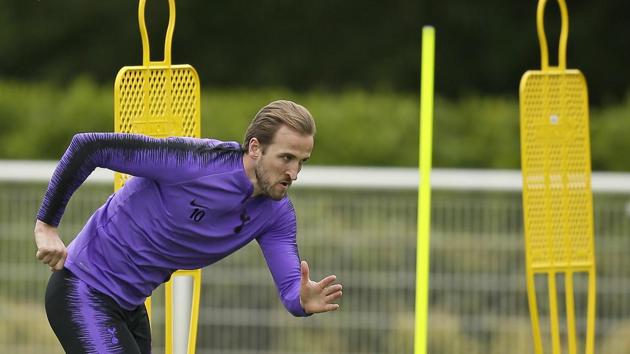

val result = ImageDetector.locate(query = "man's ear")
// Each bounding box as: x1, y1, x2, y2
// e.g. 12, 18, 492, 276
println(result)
248, 138, 261, 158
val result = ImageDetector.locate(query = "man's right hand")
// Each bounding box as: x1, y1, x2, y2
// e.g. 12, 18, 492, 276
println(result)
34, 220, 67, 271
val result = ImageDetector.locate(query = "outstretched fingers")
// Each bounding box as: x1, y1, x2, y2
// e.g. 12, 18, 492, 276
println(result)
326, 289, 343, 302
299, 260, 344, 313
324, 303, 340, 312
324, 283, 343, 296
318, 274, 338, 289
321, 277, 343, 312
300, 261, 310, 285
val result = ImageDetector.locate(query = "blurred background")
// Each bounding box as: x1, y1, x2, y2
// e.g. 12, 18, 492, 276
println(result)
1, 0, 630, 353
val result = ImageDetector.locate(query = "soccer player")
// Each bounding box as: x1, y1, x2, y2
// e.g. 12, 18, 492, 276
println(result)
34, 100, 343, 353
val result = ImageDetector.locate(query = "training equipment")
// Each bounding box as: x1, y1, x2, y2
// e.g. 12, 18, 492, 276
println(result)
519, 1, 596, 353
415, 25, 435, 354
113, 0, 201, 352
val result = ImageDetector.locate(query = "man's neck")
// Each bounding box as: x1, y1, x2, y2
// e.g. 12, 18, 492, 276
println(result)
242, 153, 261, 196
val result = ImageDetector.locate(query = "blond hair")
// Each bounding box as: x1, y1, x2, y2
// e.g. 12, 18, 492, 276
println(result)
243, 100, 316, 150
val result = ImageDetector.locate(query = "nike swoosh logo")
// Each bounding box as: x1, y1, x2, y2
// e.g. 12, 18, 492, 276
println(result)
189, 199, 208, 209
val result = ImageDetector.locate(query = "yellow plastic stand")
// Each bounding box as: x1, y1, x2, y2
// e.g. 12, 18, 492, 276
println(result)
113, 0, 201, 353
519, 1, 596, 353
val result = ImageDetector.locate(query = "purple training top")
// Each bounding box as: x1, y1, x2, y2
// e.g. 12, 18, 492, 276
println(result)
37, 133, 309, 316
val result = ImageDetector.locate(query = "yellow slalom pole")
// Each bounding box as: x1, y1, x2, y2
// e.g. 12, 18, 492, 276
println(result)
414, 25, 435, 354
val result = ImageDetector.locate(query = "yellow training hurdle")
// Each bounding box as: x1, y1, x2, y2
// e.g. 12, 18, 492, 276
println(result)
113, 0, 202, 353
519, 0, 596, 353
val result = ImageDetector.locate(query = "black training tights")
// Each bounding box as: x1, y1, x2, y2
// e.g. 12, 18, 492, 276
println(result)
45, 268, 151, 354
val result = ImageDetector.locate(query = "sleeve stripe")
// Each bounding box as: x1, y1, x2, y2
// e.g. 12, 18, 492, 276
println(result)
37, 133, 243, 226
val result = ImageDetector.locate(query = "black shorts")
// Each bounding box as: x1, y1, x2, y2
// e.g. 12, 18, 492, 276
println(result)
45, 268, 151, 354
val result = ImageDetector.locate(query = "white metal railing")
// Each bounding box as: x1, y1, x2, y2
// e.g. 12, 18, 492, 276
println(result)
3, 160, 630, 192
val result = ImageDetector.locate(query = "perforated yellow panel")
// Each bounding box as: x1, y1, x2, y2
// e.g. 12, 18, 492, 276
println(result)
115, 68, 200, 137
520, 70, 594, 271
113, 1, 201, 353
519, 1, 596, 354
114, 66, 201, 188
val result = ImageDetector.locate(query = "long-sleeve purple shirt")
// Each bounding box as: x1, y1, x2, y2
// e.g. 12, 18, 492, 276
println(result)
37, 133, 308, 316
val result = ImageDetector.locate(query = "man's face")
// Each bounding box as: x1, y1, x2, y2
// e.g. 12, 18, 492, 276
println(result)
254, 125, 314, 200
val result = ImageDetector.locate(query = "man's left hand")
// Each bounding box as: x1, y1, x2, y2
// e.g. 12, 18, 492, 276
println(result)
299, 260, 343, 314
